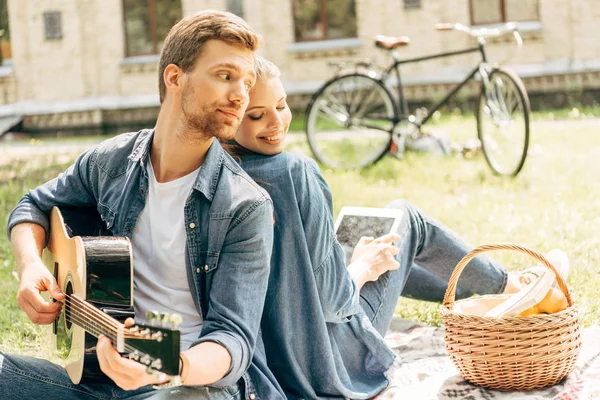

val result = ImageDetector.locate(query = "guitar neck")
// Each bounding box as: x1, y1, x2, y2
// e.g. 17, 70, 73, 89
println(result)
65, 294, 129, 352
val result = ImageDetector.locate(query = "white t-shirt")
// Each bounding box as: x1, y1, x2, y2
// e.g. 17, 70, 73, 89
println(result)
131, 162, 203, 351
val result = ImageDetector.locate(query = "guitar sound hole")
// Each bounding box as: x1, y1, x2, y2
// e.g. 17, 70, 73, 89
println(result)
65, 281, 74, 330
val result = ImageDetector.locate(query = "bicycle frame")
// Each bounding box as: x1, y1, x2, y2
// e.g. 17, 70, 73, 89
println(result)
380, 41, 488, 128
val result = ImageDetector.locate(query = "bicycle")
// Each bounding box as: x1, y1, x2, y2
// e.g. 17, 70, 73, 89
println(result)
305, 22, 530, 177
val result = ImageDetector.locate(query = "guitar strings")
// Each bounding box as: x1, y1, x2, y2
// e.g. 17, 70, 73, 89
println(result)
59, 295, 148, 355
61, 296, 123, 336
64, 313, 139, 355
61, 299, 139, 355
62, 294, 145, 338
64, 294, 123, 329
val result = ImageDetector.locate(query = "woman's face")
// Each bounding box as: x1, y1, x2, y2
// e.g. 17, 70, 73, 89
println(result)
235, 77, 292, 155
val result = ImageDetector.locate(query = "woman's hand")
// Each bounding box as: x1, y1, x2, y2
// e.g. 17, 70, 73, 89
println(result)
348, 233, 401, 287
96, 318, 170, 391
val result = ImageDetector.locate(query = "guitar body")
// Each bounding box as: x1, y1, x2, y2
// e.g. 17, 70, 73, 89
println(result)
42, 207, 133, 384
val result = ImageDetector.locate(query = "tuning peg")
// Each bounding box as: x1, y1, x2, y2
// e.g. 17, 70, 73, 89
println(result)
158, 313, 170, 327
151, 331, 164, 342
151, 358, 163, 370
146, 310, 161, 325
128, 350, 140, 361
140, 354, 151, 365
168, 314, 182, 329
140, 328, 151, 337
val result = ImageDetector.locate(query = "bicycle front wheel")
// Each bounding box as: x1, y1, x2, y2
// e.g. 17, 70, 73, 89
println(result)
477, 67, 530, 177
305, 73, 398, 169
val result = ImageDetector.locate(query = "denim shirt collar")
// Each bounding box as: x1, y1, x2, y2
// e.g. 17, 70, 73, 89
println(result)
127, 128, 226, 202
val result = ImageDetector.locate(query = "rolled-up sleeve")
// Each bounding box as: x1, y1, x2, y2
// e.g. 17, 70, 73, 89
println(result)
191, 198, 274, 387
297, 159, 361, 323
7, 148, 98, 243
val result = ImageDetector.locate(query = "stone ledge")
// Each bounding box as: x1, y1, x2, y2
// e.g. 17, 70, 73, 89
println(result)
119, 54, 159, 74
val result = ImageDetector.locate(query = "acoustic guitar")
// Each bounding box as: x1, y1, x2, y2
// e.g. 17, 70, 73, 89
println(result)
41, 206, 181, 384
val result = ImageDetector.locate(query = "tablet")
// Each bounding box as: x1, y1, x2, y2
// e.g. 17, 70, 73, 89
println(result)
334, 206, 404, 263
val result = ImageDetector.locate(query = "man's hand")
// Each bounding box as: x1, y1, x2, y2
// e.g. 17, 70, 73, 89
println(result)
16, 260, 65, 325
96, 318, 170, 391
348, 233, 401, 287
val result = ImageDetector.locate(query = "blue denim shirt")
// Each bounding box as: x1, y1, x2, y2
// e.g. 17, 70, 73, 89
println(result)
240, 152, 397, 399
7, 129, 285, 400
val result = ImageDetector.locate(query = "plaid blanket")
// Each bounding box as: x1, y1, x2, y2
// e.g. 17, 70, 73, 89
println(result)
375, 318, 600, 400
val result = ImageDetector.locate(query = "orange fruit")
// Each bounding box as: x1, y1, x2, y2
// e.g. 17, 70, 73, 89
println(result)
538, 287, 568, 314
519, 288, 568, 316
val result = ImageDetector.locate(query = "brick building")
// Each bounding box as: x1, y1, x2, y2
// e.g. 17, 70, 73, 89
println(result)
0, 0, 599, 134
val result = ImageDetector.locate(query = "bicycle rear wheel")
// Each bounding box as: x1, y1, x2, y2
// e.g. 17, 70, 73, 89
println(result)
477, 67, 530, 177
305, 73, 398, 169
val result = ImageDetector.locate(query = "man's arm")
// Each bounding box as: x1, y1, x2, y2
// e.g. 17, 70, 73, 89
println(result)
7, 148, 98, 244
189, 198, 274, 387
11, 223, 65, 324
8, 148, 98, 325
96, 198, 274, 390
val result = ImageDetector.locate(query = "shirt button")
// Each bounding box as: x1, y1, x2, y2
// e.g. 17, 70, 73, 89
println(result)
189, 222, 196, 229
249, 394, 256, 400
196, 267, 201, 273
125, 225, 131, 232
204, 265, 209, 271
140, 188, 145, 195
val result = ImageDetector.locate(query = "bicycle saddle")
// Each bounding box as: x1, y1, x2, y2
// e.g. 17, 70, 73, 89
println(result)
374, 35, 410, 50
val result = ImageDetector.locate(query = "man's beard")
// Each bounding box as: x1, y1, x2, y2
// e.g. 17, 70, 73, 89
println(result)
180, 85, 240, 143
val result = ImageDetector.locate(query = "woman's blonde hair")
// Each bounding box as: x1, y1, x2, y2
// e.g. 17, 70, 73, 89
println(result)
253, 55, 280, 85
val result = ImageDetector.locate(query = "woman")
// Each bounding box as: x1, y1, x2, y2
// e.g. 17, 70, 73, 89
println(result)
228, 57, 553, 399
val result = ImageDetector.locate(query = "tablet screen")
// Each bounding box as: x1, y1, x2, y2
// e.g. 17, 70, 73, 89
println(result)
335, 214, 399, 264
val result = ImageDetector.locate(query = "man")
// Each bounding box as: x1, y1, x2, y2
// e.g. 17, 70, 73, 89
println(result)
1, 10, 283, 400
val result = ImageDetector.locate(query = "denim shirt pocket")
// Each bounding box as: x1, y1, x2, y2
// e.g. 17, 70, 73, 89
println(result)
199, 251, 220, 273
97, 202, 116, 231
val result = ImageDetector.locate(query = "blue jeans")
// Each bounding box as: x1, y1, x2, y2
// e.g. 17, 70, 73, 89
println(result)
360, 199, 508, 335
0, 352, 242, 400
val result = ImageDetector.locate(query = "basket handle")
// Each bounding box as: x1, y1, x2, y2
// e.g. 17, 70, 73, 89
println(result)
443, 243, 573, 309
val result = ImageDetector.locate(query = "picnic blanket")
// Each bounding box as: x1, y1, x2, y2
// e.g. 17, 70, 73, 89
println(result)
376, 317, 600, 400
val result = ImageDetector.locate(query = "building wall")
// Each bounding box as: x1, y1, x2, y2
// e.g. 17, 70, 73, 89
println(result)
2, 0, 600, 131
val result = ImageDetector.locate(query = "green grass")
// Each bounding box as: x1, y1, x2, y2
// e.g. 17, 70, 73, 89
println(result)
0, 157, 77, 355
1, 115, 599, 357
287, 116, 600, 327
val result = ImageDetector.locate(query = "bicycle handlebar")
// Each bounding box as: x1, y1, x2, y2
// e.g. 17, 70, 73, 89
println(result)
435, 22, 523, 49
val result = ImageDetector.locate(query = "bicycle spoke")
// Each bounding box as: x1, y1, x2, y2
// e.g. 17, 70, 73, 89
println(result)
322, 92, 350, 118
478, 69, 529, 177
316, 101, 348, 125
306, 74, 396, 169
354, 86, 385, 120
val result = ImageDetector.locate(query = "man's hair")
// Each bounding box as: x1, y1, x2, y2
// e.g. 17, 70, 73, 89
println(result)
158, 10, 262, 103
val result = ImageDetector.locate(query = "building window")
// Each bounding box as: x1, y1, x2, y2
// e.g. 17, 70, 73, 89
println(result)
292, 0, 357, 42
123, 0, 182, 57
470, 0, 539, 26
227, 0, 244, 19
43, 11, 63, 40
404, 0, 421, 9
0, 0, 10, 64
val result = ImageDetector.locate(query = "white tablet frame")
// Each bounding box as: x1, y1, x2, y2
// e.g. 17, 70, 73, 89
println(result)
334, 206, 404, 237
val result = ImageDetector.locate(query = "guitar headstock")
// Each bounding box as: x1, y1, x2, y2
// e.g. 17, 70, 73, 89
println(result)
123, 312, 182, 376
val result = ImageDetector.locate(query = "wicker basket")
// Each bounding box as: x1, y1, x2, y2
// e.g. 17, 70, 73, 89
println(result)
440, 243, 582, 391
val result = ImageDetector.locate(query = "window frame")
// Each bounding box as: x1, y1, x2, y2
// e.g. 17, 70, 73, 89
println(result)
122, 0, 163, 58
291, 0, 358, 43
43, 11, 63, 40
469, 0, 540, 26
404, 0, 421, 9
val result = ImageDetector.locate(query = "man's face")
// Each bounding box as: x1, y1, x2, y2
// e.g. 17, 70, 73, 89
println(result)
179, 40, 256, 142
